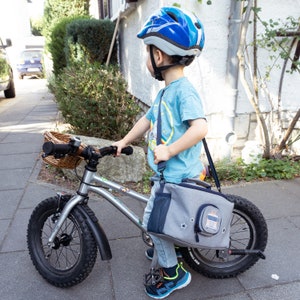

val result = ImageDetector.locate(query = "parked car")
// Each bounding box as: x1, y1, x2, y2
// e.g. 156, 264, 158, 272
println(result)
0, 37, 16, 98
16, 49, 44, 79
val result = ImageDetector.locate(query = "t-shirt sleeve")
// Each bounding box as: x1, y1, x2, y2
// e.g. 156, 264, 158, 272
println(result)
145, 106, 153, 121
180, 89, 206, 122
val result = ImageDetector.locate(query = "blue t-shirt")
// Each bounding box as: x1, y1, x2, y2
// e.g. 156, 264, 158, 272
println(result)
145, 77, 206, 183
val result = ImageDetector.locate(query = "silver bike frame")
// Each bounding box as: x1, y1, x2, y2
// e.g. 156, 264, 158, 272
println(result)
47, 168, 149, 246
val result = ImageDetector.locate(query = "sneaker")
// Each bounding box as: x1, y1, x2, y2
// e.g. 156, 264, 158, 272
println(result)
145, 247, 182, 260
144, 263, 191, 299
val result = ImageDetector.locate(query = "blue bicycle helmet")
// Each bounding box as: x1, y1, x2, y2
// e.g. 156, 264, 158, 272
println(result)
137, 6, 205, 58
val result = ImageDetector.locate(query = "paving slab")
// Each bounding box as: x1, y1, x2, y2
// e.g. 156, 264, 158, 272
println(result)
0, 219, 11, 246
0, 251, 113, 300
1, 132, 43, 144
1, 207, 32, 252
0, 189, 23, 219
222, 179, 300, 219
237, 216, 300, 289
0, 153, 39, 170
0, 140, 41, 154
0, 168, 33, 190
249, 282, 300, 300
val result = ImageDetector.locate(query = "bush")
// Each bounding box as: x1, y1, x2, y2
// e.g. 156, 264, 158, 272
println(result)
53, 63, 141, 141
30, 17, 43, 36
243, 157, 300, 180
43, 0, 89, 41
214, 157, 300, 183
48, 16, 90, 76
65, 18, 117, 65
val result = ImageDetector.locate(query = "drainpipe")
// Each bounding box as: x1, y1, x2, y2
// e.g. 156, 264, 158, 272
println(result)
224, 0, 242, 157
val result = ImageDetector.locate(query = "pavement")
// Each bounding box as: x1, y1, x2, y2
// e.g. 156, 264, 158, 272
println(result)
0, 79, 300, 300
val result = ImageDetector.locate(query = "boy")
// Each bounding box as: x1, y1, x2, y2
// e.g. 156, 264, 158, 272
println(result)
114, 6, 208, 299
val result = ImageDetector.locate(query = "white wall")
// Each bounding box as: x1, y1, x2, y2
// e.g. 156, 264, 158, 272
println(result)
0, 0, 44, 68
117, 0, 300, 159
0, 0, 31, 50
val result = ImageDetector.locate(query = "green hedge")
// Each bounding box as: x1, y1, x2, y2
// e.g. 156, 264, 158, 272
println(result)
53, 63, 141, 141
49, 15, 90, 76
43, 0, 89, 42
65, 18, 117, 65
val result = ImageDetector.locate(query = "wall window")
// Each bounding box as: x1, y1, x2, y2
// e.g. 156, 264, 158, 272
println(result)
98, 0, 111, 19
99, 0, 135, 20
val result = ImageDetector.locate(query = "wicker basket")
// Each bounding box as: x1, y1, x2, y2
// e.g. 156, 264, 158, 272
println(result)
42, 131, 86, 169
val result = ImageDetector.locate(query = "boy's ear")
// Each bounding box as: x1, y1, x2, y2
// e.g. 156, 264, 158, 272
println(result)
154, 48, 165, 66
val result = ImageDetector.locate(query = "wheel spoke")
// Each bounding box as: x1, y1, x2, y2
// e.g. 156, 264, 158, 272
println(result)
38, 214, 82, 270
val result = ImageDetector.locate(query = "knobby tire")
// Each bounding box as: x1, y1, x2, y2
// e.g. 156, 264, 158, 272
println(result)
27, 197, 98, 287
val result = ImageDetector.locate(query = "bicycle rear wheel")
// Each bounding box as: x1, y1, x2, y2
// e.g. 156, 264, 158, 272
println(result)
180, 194, 268, 278
27, 197, 98, 287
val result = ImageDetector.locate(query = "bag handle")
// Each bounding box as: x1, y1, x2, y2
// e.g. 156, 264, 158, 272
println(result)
156, 89, 221, 192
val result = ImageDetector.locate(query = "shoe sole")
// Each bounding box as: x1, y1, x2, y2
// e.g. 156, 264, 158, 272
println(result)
145, 272, 192, 299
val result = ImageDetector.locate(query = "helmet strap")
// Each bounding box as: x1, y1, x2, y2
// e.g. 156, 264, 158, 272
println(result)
150, 45, 164, 81
149, 45, 180, 81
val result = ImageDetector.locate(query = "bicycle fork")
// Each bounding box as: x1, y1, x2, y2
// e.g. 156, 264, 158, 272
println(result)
47, 192, 84, 247
47, 192, 113, 260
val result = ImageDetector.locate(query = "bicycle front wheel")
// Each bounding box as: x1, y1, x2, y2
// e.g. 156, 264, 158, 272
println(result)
27, 197, 98, 287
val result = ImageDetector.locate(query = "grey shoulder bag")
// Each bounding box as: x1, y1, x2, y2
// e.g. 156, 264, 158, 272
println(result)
147, 90, 234, 249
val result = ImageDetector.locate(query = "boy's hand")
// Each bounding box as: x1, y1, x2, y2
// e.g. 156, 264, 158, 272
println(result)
153, 118, 208, 164
154, 144, 172, 164
112, 140, 128, 157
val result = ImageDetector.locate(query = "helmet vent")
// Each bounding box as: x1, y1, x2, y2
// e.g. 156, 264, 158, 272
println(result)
195, 22, 201, 29
167, 12, 178, 22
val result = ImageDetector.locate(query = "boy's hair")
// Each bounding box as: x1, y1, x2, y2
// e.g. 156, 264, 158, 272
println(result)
170, 55, 195, 67
152, 45, 195, 67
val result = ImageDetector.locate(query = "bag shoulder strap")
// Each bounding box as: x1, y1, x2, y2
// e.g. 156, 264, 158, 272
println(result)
156, 90, 221, 192
156, 90, 167, 175
202, 138, 222, 192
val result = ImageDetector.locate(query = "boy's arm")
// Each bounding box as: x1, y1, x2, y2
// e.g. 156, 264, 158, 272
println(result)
113, 115, 150, 156
153, 118, 208, 164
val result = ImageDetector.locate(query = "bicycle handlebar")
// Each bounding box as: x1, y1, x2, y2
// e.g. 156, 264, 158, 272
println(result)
42, 141, 133, 160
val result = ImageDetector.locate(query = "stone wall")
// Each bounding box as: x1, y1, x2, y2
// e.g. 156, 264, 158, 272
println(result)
62, 136, 146, 183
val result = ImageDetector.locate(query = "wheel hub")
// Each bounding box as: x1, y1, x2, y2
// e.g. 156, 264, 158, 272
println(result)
52, 233, 72, 249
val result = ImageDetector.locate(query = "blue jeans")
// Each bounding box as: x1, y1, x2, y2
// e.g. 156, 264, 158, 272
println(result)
143, 181, 178, 268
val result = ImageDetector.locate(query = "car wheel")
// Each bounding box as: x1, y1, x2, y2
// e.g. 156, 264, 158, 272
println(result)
4, 76, 16, 98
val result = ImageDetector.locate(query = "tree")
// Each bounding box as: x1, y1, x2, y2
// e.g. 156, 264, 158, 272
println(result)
236, 0, 299, 158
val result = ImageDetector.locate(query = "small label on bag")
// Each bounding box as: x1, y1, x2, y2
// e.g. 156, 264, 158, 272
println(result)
200, 206, 221, 235
205, 213, 219, 231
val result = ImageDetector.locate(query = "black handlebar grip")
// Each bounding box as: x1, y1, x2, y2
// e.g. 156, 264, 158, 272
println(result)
121, 146, 133, 155
100, 146, 134, 157
42, 142, 72, 156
